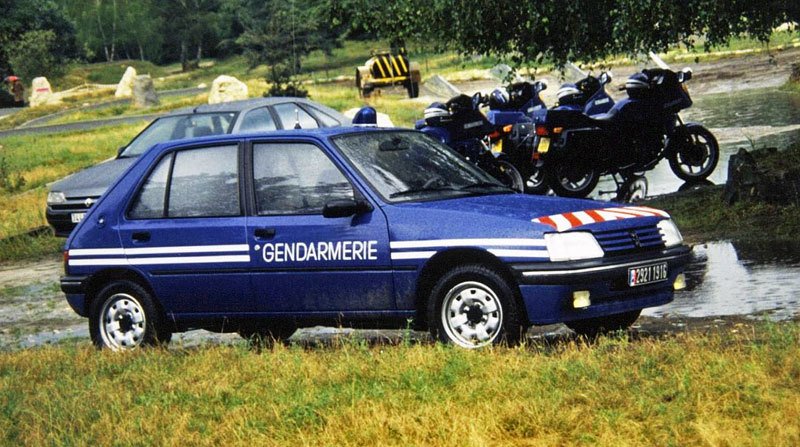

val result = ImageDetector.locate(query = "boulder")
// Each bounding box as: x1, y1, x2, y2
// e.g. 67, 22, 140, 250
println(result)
208, 75, 248, 104
114, 66, 137, 98
723, 147, 800, 205
423, 75, 461, 99
29, 77, 61, 107
132, 75, 159, 108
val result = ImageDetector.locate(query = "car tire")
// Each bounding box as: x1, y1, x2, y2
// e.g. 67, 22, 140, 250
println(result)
238, 322, 297, 348
406, 81, 420, 98
89, 280, 170, 350
427, 265, 524, 348
565, 309, 641, 338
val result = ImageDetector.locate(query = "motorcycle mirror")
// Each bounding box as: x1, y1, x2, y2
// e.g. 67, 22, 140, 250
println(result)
537, 79, 549, 90
681, 67, 693, 81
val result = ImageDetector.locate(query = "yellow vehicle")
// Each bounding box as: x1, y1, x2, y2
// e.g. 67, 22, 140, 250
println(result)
355, 50, 421, 98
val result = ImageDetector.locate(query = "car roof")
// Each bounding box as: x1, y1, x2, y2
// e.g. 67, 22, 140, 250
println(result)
150, 126, 402, 152
164, 97, 347, 120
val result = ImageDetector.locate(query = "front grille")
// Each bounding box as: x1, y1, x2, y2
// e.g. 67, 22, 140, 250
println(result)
50, 196, 100, 211
594, 224, 664, 256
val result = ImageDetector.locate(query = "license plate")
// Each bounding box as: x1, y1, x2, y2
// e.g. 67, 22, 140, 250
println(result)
70, 213, 86, 224
492, 139, 503, 153
628, 262, 668, 287
537, 137, 550, 154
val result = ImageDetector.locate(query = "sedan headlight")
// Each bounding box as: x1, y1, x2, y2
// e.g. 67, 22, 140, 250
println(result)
657, 219, 683, 247
47, 191, 66, 205
545, 232, 604, 262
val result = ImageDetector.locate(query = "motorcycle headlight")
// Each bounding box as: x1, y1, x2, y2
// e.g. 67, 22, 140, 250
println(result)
657, 219, 684, 247
47, 191, 66, 205
545, 232, 604, 262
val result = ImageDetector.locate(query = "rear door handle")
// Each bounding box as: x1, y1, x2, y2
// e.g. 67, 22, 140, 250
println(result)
132, 231, 150, 242
254, 228, 276, 239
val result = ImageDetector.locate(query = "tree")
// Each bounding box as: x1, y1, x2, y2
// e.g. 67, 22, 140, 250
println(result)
343, 0, 799, 67
8, 30, 67, 80
0, 0, 78, 78
236, 0, 341, 96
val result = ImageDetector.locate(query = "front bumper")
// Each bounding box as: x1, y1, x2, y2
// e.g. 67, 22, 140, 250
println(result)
46, 206, 81, 237
511, 246, 691, 325
61, 275, 88, 317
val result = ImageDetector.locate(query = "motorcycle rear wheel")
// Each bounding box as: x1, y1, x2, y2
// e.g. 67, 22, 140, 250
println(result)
495, 160, 525, 192
546, 163, 599, 198
524, 165, 549, 194
668, 125, 719, 182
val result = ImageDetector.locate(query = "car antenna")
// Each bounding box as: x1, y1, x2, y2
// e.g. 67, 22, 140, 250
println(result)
294, 108, 301, 129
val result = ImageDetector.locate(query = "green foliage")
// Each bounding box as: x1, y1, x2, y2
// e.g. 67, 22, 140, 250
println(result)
7, 30, 67, 81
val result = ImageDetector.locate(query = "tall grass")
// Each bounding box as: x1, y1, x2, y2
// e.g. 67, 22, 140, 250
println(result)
1, 324, 798, 445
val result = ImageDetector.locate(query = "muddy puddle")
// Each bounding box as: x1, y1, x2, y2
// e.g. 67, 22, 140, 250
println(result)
593, 87, 800, 199
644, 240, 800, 320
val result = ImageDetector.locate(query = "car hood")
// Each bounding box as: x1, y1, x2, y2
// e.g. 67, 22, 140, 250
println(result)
382, 193, 667, 240
49, 157, 137, 198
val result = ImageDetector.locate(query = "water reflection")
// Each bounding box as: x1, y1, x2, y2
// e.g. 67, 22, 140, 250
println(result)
643, 241, 800, 320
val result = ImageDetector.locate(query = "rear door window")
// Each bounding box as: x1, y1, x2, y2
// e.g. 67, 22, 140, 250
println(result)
239, 107, 278, 133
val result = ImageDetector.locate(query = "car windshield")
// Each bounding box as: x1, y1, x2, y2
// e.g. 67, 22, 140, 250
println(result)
120, 112, 237, 157
332, 130, 511, 202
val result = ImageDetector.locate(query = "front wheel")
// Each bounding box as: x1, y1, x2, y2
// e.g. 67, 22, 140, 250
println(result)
405, 80, 419, 98
546, 162, 599, 198
428, 265, 524, 348
90, 280, 170, 350
668, 125, 719, 182
565, 310, 641, 338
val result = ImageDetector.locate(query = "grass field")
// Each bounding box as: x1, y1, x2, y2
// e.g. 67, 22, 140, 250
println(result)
0, 323, 798, 446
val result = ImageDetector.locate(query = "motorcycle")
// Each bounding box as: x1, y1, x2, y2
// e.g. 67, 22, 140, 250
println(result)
484, 69, 616, 194
531, 58, 719, 198
416, 93, 525, 191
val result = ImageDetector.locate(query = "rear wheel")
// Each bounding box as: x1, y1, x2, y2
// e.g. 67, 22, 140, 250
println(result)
405, 80, 419, 98
90, 280, 170, 350
668, 125, 719, 182
565, 310, 641, 338
428, 265, 524, 348
546, 162, 599, 198
495, 160, 524, 192
524, 165, 549, 194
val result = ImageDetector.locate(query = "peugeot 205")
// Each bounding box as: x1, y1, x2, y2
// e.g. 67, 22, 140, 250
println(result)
60, 125, 690, 350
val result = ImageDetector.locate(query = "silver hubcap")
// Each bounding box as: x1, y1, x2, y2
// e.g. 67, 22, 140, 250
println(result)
441, 281, 503, 348
99, 293, 146, 351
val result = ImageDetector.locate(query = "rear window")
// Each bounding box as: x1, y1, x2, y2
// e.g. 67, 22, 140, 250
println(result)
121, 112, 236, 157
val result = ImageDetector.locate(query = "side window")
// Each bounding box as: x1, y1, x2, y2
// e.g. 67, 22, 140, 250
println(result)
273, 103, 319, 129
129, 154, 172, 219
253, 143, 354, 215
308, 106, 342, 127
239, 107, 278, 133
168, 145, 240, 218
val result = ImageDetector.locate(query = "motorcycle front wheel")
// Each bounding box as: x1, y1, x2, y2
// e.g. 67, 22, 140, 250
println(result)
546, 162, 599, 198
668, 125, 719, 182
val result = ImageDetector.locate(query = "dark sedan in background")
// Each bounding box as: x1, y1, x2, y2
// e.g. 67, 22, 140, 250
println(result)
46, 97, 348, 236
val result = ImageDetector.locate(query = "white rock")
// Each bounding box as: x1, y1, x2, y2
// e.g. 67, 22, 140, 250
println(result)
29, 77, 61, 107
114, 66, 137, 98
208, 75, 249, 104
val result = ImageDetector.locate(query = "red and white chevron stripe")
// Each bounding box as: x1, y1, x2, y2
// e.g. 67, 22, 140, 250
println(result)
532, 206, 670, 232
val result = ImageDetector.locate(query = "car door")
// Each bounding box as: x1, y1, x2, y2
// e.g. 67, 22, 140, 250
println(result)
118, 143, 253, 316
246, 140, 394, 313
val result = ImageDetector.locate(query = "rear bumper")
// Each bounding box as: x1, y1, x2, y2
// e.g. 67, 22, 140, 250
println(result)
511, 246, 691, 325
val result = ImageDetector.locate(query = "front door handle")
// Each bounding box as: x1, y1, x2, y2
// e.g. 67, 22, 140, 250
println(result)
132, 231, 150, 242
254, 228, 276, 239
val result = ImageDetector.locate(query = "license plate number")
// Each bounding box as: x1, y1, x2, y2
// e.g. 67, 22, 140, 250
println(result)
70, 213, 86, 223
628, 262, 668, 287
537, 137, 550, 154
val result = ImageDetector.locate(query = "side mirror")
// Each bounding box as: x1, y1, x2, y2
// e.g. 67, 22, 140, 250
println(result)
680, 67, 693, 82
322, 199, 372, 218
600, 72, 613, 84
116, 146, 127, 158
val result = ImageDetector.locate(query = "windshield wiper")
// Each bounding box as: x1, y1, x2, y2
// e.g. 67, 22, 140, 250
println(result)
389, 186, 459, 198
458, 182, 513, 192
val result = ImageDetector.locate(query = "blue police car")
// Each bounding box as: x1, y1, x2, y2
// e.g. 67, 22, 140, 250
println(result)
60, 126, 690, 350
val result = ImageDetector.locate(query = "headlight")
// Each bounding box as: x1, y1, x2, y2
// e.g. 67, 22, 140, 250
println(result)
47, 191, 66, 205
657, 219, 683, 247
545, 232, 604, 262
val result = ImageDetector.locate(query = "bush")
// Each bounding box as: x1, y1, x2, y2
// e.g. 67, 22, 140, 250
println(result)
8, 30, 67, 81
